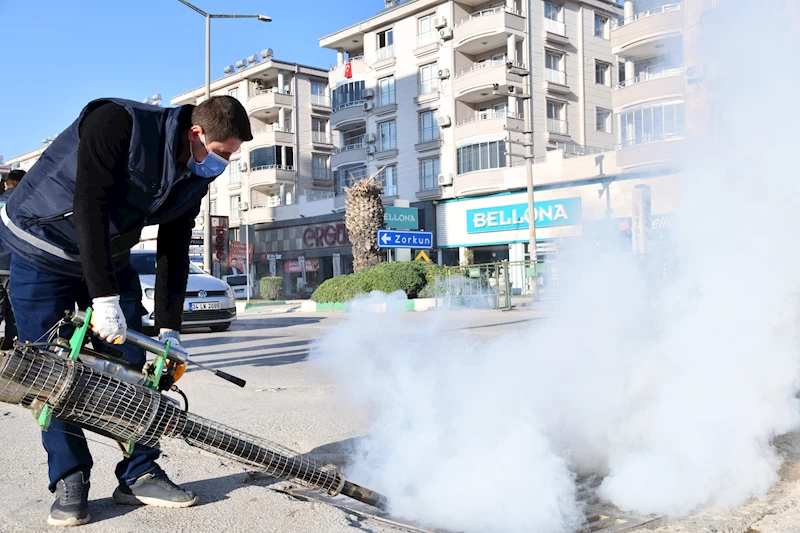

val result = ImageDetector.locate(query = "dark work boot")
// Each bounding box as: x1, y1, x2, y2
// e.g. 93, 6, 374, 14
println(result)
112, 471, 198, 508
48, 472, 90, 527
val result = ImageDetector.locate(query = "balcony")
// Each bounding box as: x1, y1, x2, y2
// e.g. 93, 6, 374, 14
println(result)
311, 170, 333, 187
312, 131, 333, 147
331, 143, 367, 167
251, 124, 293, 146
331, 100, 366, 130
373, 45, 395, 69
248, 164, 296, 191
414, 31, 439, 56
329, 56, 366, 84
455, 112, 524, 143
454, 62, 527, 103
613, 68, 684, 107
453, 6, 526, 54
546, 118, 569, 141
544, 68, 569, 93
611, 3, 683, 56
616, 136, 685, 170
247, 89, 292, 119
310, 94, 331, 111
543, 18, 568, 44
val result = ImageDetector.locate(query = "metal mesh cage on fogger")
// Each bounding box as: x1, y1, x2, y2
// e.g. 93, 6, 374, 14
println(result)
0, 345, 344, 496
0, 345, 184, 448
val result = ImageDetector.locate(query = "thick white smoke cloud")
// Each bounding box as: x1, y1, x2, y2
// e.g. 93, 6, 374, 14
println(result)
312, 1, 800, 531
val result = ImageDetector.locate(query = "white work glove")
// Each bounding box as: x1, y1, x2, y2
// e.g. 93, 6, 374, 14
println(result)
91, 295, 127, 345
158, 330, 181, 347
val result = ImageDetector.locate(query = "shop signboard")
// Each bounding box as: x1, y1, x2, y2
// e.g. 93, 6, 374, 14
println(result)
284, 258, 320, 273
377, 230, 433, 249
632, 185, 652, 255
384, 207, 419, 230
228, 240, 254, 270
211, 216, 229, 264
466, 198, 581, 234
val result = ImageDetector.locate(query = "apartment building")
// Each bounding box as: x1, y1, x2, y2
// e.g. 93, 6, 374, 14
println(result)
320, 0, 622, 206
170, 52, 334, 230
6, 143, 49, 173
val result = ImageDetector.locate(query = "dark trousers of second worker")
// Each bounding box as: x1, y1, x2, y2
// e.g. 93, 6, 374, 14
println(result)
8, 254, 164, 492
0, 274, 18, 350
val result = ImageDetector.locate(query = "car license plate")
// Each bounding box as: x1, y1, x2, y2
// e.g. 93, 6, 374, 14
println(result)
190, 302, 221, 311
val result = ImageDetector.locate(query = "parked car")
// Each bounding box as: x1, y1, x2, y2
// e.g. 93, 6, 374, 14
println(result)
130, 250, 237, 334
223, 273, 255, 299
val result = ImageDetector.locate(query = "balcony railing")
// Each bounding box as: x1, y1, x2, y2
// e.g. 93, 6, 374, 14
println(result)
252, 124, 292, 134
547, 118, 568, 135
311, 94, 330, 107
312, 170, 331, 181
333, 142, 365, 154
544, 18, 566, 36
616, 68, 683, 88
332, 99, 365, 113
617, 132, 684, 149
457, 111, 522, 126
375, 45, 394, 63
381, 184, 398, 197
249, 87, 291, 98
611, 3, 682, 29
312, 131, 332, 144
454, 6, 525, 27
417, 31, 438, 48
329, 55, 364, 71
304, 189, 335, 202
456, 60, 526, 77
251, 164, 295, 172
545, 68, 567, 85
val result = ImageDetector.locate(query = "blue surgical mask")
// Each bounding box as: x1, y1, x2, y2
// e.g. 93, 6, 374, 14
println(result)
188, 134, 229, 179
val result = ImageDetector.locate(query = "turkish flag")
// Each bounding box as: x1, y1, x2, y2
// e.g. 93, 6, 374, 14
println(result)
344, 62, 352, 78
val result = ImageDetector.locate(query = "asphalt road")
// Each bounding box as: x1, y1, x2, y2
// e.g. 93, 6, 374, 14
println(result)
0, 308, 546, 533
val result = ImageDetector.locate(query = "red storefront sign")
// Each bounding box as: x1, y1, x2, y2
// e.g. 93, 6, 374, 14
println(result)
211, 216, 229, 263
228, 240, 254, 267
302, 222, 350, 250
284, 258, 319, 273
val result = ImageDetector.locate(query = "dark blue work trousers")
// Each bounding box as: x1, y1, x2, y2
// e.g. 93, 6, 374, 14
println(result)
8, 254, 163, 492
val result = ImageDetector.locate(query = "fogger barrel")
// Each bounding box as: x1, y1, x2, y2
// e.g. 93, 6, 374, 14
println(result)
0, 344, 385, 507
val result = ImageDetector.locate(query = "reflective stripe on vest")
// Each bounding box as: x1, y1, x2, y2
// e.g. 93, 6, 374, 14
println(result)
0, 205, 80, 262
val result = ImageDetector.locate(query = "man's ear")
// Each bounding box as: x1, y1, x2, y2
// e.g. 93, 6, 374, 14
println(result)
188, 125, 204, 141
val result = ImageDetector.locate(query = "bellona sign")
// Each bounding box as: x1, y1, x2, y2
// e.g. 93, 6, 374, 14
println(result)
467, 197, 582, 234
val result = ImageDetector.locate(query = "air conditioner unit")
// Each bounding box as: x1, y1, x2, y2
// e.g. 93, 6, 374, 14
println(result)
363, 88, 375, 99
439, 27, 453, 41
366, 145, 377, 155
366, 133, 377, 143
433, 16, 447, 29
685, 65, 705, 84
238, 160, 248, 172
438, 173, 453, 186
437, 115, 452, 128
437, 68, 450, 80
364, 101, 374, 111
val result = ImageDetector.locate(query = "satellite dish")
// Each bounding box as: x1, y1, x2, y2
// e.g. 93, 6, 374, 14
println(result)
261, 48, 273, 59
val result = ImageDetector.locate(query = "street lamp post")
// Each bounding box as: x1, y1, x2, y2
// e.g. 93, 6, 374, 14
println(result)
177, 0, 271, 275
240, 202, 251, 305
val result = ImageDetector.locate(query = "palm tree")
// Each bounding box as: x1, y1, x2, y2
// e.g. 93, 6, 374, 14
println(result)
344, 167, 386, 273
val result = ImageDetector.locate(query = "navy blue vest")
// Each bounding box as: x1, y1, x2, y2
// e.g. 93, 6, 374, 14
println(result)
0, 187, 15, 275
0, 98, 210, 278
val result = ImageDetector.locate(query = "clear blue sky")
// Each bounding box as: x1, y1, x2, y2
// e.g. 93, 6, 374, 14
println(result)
0, 0, 382, 161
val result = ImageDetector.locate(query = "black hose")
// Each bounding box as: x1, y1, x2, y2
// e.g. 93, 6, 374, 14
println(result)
171, 385, 189, 412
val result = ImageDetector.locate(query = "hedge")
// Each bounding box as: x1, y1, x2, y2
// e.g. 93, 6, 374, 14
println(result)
259, 277, 284, 300
311, 262, 430, 303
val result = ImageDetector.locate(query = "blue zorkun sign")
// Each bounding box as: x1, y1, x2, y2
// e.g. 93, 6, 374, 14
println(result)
467, 197, 581, 234
377, 230, 434, 249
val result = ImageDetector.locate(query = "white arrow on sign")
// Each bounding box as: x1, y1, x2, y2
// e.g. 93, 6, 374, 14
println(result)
380, 233, 392, 244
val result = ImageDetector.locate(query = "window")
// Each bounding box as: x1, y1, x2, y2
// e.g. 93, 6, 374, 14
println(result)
311, 81, 328, 106
312, 118, 329, 143
378, 120, 396, 151
420, 158, 440, 190
209, 200, 216, 215
547, 101, 567, 134
595, 61, 611, 86
456, 141, 506, 174
335, 163, 367, 195
376, 29, 394, 61
545, 51, 566, 85
618, 62, 626, 85
312, 154, 329, 181
544, 2, 565, 35
594, 14, 608, 38
596, 107, 612, 133
419, 63, 439, 95
228, 88, 239, 100
250, 189, 270, 208
342, 130, 365, 148
229, 160, 240, 184
332, 80, 365, 111
376, 165, 397, 196
544, 2, 561, 20
378, 76, 396, 106
419, 110, 439, 142
250, 146, 294, 169
618, 102, 684, 147
230, 195, 241, 220
418, 14, 437, 46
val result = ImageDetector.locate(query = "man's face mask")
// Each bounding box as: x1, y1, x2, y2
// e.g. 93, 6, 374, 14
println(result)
188, 134, 229, 179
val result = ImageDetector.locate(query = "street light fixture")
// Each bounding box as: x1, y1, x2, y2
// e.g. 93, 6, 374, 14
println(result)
177, 0, 271, 275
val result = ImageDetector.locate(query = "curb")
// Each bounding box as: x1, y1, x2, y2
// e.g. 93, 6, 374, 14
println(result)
300, 298, 443, 313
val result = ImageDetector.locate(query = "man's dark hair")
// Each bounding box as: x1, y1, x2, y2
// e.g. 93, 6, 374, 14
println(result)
191, 95, 253, 143
5, 169, 25, 188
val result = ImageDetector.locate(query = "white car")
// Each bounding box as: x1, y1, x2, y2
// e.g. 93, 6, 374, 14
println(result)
130, 250, 237, 334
